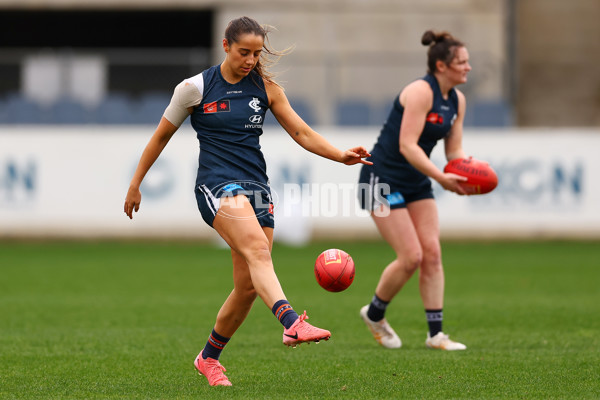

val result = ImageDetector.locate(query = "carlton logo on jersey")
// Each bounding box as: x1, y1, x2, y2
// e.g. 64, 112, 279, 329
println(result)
203, 100, 230, 114
249, 97, 261, 112
246, 98, 264, 128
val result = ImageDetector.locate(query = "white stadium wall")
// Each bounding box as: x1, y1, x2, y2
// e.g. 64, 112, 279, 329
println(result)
1, 126, 599, 243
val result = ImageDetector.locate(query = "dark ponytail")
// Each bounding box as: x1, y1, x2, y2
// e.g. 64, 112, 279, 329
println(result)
421, 30, 464, 74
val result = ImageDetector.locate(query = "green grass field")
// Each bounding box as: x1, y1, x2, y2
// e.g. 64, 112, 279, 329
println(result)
1, 240, 599, 399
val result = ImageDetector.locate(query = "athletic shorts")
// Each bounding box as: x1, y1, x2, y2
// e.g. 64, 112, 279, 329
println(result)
357, 163, 434, 211
195, 181, 275, 229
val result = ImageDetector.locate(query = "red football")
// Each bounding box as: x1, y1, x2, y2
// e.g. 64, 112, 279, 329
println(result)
314, 249, 355, 292
443, 157, 498, 195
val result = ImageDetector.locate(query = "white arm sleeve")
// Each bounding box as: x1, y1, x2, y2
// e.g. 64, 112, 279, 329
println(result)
162, 73, 204, 127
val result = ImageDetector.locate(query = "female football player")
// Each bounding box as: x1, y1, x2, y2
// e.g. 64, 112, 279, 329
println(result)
358, 30, 470, 351
124, 16, 371, 386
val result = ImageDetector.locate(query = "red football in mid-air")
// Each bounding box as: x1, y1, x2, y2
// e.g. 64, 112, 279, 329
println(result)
314, 249, 355, 292
444, 157, 498, 195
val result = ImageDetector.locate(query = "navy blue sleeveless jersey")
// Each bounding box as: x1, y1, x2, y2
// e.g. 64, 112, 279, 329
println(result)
358, 74, 459, 209
190, 65, 270, 191
371, 73, 458, 174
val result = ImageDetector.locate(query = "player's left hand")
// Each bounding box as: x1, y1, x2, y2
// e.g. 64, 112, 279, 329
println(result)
341, 146, 373, 165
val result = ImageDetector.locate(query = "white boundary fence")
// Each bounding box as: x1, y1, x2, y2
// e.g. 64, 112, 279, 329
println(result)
1, 126, 599, 243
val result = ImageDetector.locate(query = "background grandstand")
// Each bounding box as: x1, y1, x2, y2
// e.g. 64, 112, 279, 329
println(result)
1, 0, 599, 240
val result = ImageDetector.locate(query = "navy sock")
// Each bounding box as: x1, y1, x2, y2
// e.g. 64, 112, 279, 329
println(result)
425, 309, 443, 337
272, 299, 299, 329
367, 294, 389, 322
202, 328, 230, 360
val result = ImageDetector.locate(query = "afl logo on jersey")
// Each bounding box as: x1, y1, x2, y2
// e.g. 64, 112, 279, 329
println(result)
249, 115, 263, 124
249, 97, 261, 112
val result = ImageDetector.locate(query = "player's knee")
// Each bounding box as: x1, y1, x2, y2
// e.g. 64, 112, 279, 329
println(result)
421, 245, 442, 270
397, 248, 422, 275
419, 251, 443, 278
405, 255, 422, 275
241, 239, 272, 265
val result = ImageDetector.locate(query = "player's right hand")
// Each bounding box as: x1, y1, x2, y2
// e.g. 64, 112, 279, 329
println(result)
438, 172, 468, 195
124, 187, 142, 219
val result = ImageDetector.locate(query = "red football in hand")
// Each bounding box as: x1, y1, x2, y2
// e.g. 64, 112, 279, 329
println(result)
314, 249, 355, 292
444, 157, 498, 195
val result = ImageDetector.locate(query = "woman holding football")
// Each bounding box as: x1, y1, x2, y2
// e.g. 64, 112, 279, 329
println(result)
358, 30, 470, 351
124, 16, 371, 386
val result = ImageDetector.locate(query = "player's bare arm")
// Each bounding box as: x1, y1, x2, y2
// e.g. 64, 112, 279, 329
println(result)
124, 118, 178, 219
266, 81, 371, 165
399, 82, 466, 194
